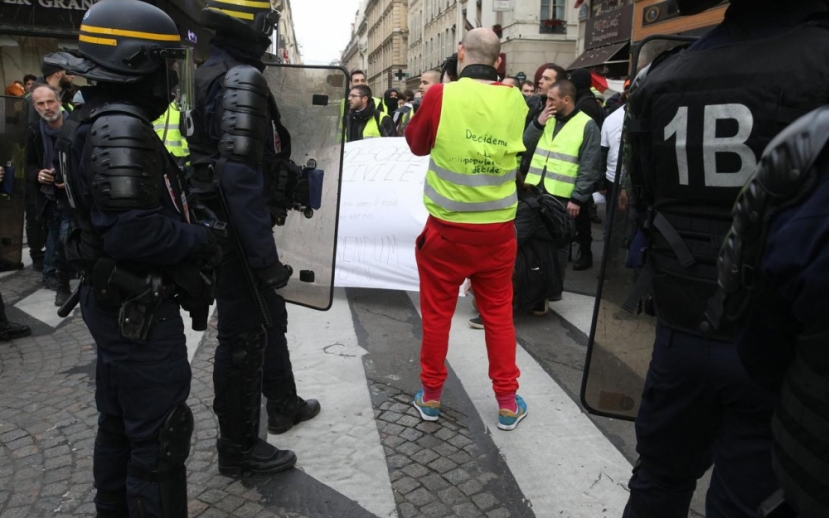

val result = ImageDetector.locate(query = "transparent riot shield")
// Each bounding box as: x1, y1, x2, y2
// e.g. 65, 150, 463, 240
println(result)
0, 95, 28, 272
580, 36, 697, 420
262, 64, 347, 310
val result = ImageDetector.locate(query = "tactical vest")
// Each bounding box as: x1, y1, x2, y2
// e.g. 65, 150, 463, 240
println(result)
424, 78, 527, 224
56, 102, 188, 270
526, 111, 591, 198
626, 19, 829, 338
188, 55, 292, 193
153, 102, 190, 159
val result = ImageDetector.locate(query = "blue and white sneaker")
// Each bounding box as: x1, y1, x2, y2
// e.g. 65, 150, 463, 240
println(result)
413, 389, 441, 422
497, 395, 528, 431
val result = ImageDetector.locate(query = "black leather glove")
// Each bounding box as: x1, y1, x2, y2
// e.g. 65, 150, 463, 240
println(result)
255, 260, 293, 290
195, 230, 223, 270
293, 175, 309, 206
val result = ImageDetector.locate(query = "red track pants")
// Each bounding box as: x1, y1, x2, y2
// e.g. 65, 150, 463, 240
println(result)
415, 217, 520, 397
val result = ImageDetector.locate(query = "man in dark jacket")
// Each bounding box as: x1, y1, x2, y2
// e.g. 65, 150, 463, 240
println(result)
346, 84, 396, 141
26, 84, 73, 304
569, 68, 605, 128
468, 177, 561, 328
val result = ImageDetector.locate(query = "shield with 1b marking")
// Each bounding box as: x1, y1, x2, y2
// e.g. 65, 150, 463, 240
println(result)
262, 63, 347, 311
0, 95, 28, 272
580, 36, 698, 421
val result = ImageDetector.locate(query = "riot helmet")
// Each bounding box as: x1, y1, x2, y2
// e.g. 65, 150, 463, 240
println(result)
203, 0, 279, 48
46, 0, 195, 119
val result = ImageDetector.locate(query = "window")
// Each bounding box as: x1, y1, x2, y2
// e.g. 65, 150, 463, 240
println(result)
540, 0, 567, 34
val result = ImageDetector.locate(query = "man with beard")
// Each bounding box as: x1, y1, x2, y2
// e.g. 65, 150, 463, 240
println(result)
346, 84, 396, 141
26, 84, 74, 306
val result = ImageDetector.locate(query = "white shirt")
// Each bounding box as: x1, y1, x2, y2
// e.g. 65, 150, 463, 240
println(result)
601, 105, 625, 182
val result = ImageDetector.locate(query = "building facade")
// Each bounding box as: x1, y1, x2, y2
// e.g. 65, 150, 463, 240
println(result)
272, 0, 301, 64
365, 0, 409, 96
342, 0, 370, 74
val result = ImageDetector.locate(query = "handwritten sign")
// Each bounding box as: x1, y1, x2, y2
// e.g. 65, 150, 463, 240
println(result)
335, 138, 430, 292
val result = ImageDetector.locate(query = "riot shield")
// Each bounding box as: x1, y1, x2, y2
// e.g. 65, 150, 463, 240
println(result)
0, 95, 28, 272
263, 64, 347, 310
580, 36, 697, 421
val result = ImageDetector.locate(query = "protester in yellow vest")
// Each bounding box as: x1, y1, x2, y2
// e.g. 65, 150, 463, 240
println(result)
523, 79, 601, 280
153, 101, 190, 167
344, 84, 396, 141
404, 28, 530, 431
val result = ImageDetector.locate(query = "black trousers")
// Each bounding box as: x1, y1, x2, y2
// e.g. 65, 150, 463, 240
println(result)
25, 197, 45, 260
575, 199, 593, 249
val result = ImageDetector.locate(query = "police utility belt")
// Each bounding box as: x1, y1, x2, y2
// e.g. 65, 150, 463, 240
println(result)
81, 258, 212, 342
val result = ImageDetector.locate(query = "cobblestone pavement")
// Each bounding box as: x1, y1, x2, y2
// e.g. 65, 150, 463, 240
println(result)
1, 269, 542, 518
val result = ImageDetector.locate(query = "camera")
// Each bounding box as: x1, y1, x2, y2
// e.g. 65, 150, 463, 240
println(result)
441, 53, 459, 83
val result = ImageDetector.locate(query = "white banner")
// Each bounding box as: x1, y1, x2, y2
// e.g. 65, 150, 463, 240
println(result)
334, 138, 429, 292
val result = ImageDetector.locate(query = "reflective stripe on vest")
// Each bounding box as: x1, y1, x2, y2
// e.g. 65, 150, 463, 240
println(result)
424, 78, 528, 224
153, 103, 190, 158
526, 111, 591, 198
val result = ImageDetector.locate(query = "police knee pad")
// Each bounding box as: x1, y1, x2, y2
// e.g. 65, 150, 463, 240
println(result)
128, 403, 194, 517
229, 328, 266, 373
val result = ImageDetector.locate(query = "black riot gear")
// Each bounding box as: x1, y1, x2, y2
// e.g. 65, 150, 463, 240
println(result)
624, 19, 829, 339
76, 0, 183, 79
714, 106, 829, 327
218, 66, 269, 164
203, 0, 279, 49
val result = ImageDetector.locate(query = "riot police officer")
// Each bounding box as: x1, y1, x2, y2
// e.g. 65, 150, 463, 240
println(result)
188, 0, 320, 476
718, 107, 829, 518
52, 1, 220, 515
621, 1, 829, 517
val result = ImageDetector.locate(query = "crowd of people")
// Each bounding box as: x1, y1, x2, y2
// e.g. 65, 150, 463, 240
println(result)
1, 0, 827, 517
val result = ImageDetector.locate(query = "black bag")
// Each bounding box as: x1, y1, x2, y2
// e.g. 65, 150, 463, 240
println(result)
526, 193, 576, 244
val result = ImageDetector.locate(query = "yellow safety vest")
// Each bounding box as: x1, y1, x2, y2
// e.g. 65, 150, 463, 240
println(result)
153, 103, 190, 158
424, 78, 528, 224
526, 111, 591, 198
346, 111, 390, 142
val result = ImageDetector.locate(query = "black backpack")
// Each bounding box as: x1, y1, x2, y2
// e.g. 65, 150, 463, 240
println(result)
525, 192, 576, 244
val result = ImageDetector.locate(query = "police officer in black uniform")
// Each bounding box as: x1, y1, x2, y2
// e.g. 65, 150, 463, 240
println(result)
622, 0, 829, 516
54, 1, 220, 516
188, 0, 320, 476
718, 107, 829, 518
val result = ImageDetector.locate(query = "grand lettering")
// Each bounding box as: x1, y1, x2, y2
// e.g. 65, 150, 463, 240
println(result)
2, 0, 96, 10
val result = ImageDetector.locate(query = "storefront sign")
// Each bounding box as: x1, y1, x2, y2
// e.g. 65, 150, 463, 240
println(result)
493, 0, 511, 11
585, 3, 634, 49
0, 0, 95, 35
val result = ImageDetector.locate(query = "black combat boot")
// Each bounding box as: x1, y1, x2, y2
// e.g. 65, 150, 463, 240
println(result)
267, 396, 321, 435
573, 246, 593, 271
216, 437, 296, 476
55, 271, 71, 307
0, 314, 30, 342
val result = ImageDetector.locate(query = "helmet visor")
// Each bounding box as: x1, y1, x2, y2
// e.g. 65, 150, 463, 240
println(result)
160, 47, 195, 114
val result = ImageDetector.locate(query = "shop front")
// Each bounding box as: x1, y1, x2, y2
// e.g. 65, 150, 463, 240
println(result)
569, 2, 634, 80
0, 0, 211, 90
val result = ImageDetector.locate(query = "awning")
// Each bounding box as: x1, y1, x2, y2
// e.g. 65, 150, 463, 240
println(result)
567, 42, 629, 70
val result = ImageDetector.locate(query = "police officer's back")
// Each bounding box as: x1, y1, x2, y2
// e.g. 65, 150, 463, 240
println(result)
621, 0, 829, 517
53, 1, 221, 516
188, 0, 320, 477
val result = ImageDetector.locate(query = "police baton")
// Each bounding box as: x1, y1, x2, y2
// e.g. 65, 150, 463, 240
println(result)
57, 283, 81, 318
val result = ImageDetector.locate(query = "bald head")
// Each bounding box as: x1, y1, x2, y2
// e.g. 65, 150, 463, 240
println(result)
459, 28, 501, 69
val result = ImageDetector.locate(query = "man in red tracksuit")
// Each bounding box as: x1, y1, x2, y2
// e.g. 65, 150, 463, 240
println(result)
404, 28, 529, 431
